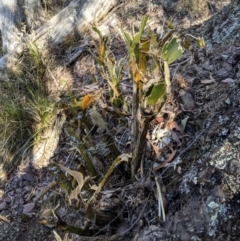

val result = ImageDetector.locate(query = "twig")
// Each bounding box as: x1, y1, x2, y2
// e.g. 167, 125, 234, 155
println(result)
34, 181, 57, 202
66, 42, 89, 66
155, 176, 166, 222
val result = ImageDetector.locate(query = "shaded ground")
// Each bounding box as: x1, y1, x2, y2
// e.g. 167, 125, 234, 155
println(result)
1, 0, 240, 240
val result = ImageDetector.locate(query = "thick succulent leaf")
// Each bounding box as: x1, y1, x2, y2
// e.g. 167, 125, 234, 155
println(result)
99, 41, 106, 62
133, 15, 148, 44
147, 82, 166, 106
131, 59, 141, 82
161, 36, 183, 64
106, 60, 115, 83
139, 37, 150, 74
114, 58, 125, 82
122, 30, 133, 55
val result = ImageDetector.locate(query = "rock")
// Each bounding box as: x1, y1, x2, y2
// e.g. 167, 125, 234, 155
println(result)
137, 225, 167, 241
0, 201, 7, 210
8, 191, 14, 196
179, 89, 195, 110
22, 173, 34, 183
4, 197, 11, 203
22, 203, 35, 214
15, 188, 23, 194
19, 198, 24, 205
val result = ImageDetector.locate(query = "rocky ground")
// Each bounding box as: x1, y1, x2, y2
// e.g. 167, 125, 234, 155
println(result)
1, 0, 240, 240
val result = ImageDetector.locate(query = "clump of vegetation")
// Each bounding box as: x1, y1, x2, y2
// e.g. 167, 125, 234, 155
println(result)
0, 42, 57, 177
0, 13, 205, 238
91, 16, 204, 177
52, 16, 205, 233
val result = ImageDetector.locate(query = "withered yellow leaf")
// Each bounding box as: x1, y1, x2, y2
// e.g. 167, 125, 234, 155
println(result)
82, 94, 94, 110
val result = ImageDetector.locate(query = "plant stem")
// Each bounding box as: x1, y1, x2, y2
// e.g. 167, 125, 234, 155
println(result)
131, 81, 139, 151
131, 115, 152, 177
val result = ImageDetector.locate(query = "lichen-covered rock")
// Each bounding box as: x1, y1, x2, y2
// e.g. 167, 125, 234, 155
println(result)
169, 82, 240, 240
176, 0, 209, 18
203, 0, 240, 45
137, 225, 168, 241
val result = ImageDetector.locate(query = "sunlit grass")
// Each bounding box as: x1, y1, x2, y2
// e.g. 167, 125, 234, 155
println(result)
0, 42, 58, 175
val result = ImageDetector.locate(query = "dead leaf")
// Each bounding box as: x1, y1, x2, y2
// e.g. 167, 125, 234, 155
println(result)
92, 88, 103, 101
171, 130, 181, 144
153, 150, 177, 171
53, 230, 63, 241
82, 94, 94, 110
167, 121, 183, 132
177, 166, 182, 174
201, 74, 215, 84
154, 116, 166, 126
54, 162, 91, 204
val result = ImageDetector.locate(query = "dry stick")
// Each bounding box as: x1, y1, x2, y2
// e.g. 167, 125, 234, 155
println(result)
34, 181, 57, 202
66, 42, 90, 66
155, 175, 166, 222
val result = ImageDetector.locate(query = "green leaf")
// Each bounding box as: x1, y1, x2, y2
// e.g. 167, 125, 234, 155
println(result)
182, 36, 191, 50
139, 37, 150, 74
196, 37, 205, 48
106, 59, 115, 83
111, 97, 122, 108
89, 49, 105, 66
114, 58, 125, 82
147, 82, 166, 106
181, 116, 189, 131
133, 15, 148, 44
92, 26, 103, 40
161, 36, 183, 64
122, 30, 133, 54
